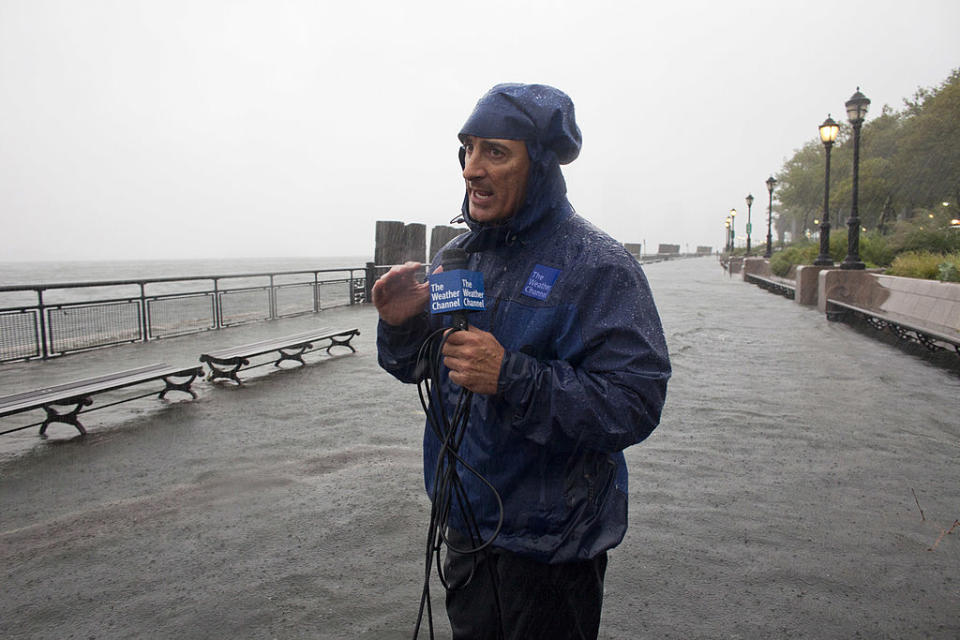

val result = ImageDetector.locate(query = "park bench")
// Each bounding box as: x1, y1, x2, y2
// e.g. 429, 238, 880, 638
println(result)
744, 272, 796, 300
825, 299, 960, 356
199, 327, 360, 384
0, 363, 203, 436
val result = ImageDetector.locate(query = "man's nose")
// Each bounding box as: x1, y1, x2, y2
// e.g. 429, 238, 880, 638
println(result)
462, 153, 485, 181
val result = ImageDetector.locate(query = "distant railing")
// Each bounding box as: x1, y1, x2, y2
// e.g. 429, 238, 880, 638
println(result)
0, 266, 375, 363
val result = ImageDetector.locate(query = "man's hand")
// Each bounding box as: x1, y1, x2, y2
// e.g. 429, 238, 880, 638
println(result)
372, 262, 430, 326
442, 326, 505, 395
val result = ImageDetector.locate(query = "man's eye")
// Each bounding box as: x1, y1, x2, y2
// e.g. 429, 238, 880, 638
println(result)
489, 148, 504, 158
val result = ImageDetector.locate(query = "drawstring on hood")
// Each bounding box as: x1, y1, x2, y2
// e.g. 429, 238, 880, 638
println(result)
457, 83, 582, 253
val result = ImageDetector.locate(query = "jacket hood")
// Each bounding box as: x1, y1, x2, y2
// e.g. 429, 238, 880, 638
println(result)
456, 83, 581, 252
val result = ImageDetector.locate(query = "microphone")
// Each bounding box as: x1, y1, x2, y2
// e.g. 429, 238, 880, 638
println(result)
430, 248, 485, 330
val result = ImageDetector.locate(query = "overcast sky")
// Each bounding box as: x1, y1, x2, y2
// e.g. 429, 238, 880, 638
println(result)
1, 0, 958, 262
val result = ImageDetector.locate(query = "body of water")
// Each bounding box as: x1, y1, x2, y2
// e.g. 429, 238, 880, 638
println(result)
0, 256, 371, 288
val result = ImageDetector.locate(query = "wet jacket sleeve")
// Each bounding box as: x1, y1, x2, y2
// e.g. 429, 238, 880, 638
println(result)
496, 261, 670, 454
376, 312, 433, 383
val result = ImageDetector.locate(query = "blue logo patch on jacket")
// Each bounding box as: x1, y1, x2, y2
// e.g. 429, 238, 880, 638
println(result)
522, 265, 561, 301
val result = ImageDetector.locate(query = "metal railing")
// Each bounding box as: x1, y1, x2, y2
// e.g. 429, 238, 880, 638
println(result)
0, 266, 374, 363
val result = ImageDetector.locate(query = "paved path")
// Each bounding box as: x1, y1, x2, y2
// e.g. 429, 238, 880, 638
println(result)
1, 258, 958, 639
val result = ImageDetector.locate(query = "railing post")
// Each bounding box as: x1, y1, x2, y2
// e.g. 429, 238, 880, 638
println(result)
365, 262, 376, 304
313, 271, 320, 313
214, 277, 222, 329
140, 282, 149, 341
37, 288, 49, 360
269, 275, 277, 320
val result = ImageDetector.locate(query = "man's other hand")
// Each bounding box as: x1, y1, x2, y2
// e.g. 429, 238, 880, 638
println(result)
372, 262, 430, 326
442, 326, 505, 395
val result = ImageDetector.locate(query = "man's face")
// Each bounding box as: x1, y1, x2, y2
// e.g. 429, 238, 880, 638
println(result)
461, 135, 530, 224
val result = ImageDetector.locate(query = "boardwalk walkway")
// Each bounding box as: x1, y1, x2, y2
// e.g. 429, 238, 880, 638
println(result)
1, 257, 957, 639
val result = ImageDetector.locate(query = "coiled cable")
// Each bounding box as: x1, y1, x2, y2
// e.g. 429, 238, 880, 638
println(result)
412, 325, 505, 640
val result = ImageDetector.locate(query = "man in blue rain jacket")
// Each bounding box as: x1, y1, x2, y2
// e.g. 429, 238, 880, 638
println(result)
374, 83, 671, 640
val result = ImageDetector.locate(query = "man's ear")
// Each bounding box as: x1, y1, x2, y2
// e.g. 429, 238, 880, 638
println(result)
458, 146, 466, 169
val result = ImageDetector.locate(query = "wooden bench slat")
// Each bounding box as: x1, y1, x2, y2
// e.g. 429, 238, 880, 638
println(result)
199, 327, 360, 384
0, 364, 170, 411
201, 328, 355, 361
0, 364, 202, 417
0, 364, 171, 406
202, 328, 334, 360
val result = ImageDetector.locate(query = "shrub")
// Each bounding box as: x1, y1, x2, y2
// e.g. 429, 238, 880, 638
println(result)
770, 243, 817, 276
763, 218, 960, 280
939, 260, 960, 282
887, 251, 960, 281
887, 218, 960, 255
826, 229, 895, 267
859, 231, 896, 267
768, 231, 893, 275
828, 230, 848, 262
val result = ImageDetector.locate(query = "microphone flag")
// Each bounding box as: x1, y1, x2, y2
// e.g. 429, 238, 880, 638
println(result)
429, 251, 485, 317
429, 270, 485, 314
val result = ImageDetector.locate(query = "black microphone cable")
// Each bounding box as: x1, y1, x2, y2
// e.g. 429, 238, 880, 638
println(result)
411, 322, 505, 640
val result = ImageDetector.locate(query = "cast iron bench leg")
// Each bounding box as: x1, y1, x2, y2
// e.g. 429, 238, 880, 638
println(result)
915, 332, 943, 352
326, 333, 357, 355
830, 305, 956, 355
274, 343, 313, 367
205, 357, 249, 385
160, 371, 201, 399
39, 397, 94, 436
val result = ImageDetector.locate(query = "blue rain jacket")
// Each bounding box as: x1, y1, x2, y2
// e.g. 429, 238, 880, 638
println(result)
377, 84, 670, 563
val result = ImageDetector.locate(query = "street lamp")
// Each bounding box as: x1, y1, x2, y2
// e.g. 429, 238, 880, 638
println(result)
729, 208, 736, 252
764, 176, 777, 258
725, 217, 731, 252
814, 115, 840, 266
841, 88, 870, 269
745, 194, 754, 256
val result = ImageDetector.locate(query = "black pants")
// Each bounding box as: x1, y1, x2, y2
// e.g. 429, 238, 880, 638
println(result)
443, 530, 608, 640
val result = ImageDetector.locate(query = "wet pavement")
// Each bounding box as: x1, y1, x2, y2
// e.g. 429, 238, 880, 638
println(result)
2, 258, 958, 639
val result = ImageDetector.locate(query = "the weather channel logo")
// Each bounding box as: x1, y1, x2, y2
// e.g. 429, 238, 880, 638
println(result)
522, 265, 561, 301
429, 270, 485, 314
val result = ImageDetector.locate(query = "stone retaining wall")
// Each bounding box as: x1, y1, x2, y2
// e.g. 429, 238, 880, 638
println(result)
818, 269, 960, 338
737, 257, 960, 344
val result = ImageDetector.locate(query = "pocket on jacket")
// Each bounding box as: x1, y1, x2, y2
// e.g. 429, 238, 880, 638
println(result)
563, 451, 616, 511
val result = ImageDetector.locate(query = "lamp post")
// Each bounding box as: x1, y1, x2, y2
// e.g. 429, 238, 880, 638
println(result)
814, 115, 840, 266
724, 217, 731, 252
729, 209, 736, 252
841, 88, 870, 269
745, 194, 754, 256
764, 176, 776, 258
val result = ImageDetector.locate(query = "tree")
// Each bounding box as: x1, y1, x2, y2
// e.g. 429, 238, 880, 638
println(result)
894, 69, 960, 210
772, 68, 959, 240
832, 110, 901, 230
775, 140, 825, 240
